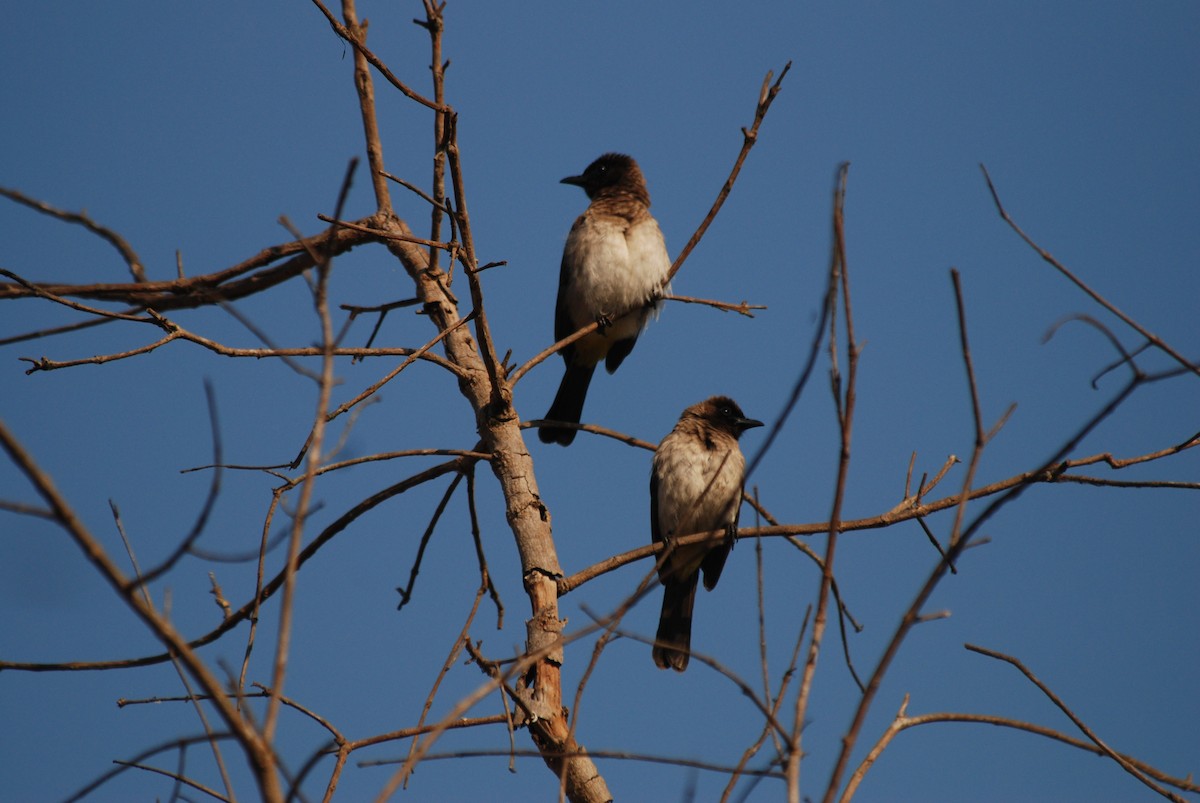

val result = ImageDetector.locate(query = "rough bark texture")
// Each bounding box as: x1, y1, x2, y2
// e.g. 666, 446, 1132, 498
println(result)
379, 215, 609, 801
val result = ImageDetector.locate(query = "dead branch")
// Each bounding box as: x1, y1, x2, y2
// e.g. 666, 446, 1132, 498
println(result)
965, 644, 1188, 802
840, 694, 1200, 801
0, 185, 147, 282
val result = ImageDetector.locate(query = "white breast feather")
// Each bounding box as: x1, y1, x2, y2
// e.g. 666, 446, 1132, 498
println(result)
654, 433, 744, 540
564, 217, 671, 339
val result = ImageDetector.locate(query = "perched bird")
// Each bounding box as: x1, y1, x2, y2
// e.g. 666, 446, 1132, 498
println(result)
651, 396, 762, 672
539, 153, 671, 446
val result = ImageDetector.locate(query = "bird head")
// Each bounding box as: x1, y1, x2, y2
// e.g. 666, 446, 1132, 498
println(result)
692, 396, 763, 439
561, 153, 647, 201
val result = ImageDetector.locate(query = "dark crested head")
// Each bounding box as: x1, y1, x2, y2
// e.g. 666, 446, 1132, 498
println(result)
686, 396, 763, 438
561, 153, 647, 201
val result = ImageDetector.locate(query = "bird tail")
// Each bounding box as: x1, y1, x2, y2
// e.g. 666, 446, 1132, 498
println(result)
538, 363, 595, 446
653, 574, 698, 672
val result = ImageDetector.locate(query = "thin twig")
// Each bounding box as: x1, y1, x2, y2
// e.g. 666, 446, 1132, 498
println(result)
400, 575, 490, 789
265, 160, 356, 745
0, 185, 147, 281
947, 268, 988, 550
0, 418, 283, 799
793, 162, 855, 803
395, 474, 464, 611
663, 293, 766, 317
965, 644, 1187, 802
135, 381, 224, 585
667, 63, 792, 283
821, 369, 1146, 803
980, 164, 1197, 378
308, 0, 444, 112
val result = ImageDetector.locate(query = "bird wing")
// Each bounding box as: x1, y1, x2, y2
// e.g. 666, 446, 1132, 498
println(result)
553, 214, 588, 347
700, 450, 741, 591
651, 453, 677, 584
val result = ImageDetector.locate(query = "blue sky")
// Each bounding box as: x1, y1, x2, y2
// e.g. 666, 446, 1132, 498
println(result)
2, 2, 1198, 801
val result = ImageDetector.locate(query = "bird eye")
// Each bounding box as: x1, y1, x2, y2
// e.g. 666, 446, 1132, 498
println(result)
720, 406, 733, 417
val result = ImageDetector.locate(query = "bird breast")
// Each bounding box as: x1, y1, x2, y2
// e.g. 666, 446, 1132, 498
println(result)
562, 215, 671, 338
653, 433, 744, 540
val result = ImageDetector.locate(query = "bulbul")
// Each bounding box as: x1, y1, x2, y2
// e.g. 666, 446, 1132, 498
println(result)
651, 396, 763, 672
539, 153, 671, 446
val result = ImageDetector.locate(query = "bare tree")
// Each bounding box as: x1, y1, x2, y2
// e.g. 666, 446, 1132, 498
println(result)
2, 4, 1196, 802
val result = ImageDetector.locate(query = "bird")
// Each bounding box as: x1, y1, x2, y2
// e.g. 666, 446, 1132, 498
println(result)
650, 396, 762, 671
538, 153, 672, 446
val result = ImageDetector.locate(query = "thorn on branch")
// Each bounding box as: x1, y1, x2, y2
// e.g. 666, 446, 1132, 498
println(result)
340, 297, 421, 315
468, 260, 507, 275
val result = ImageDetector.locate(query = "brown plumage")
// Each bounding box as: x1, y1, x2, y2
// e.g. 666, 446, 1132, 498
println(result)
539, 153, 671, 446
651, 396, 762, 671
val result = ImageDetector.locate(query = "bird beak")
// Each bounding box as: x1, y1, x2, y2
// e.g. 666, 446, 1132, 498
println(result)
738, 417, 764, 432
561, 174, 587, 187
